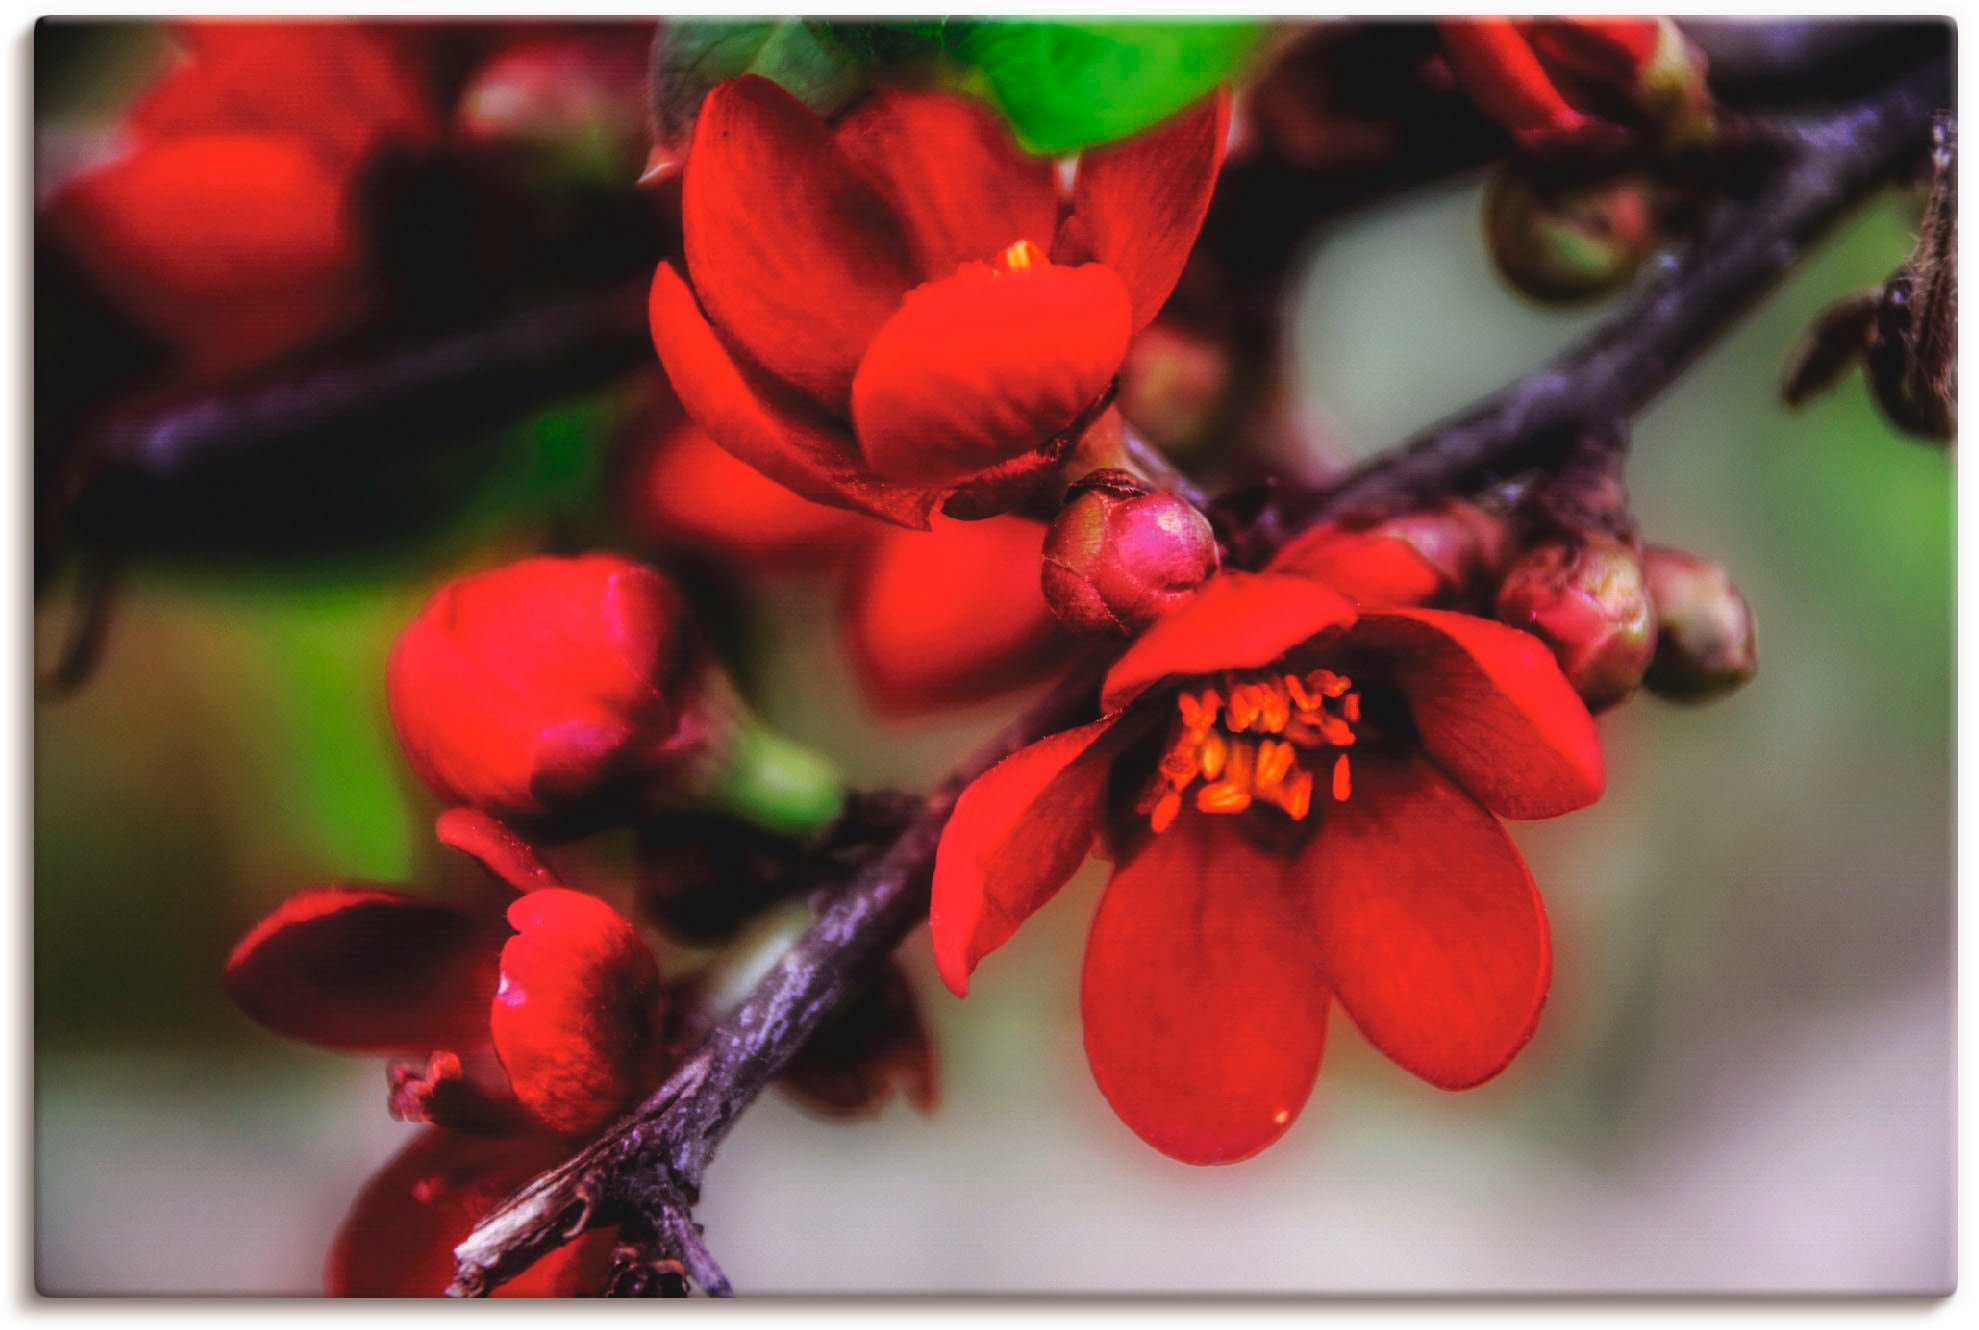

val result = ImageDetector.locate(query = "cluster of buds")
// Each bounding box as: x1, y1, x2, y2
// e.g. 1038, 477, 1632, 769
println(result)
1489, 443, 1756, 711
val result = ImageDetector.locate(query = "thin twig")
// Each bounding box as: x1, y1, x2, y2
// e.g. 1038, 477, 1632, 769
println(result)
448, 50, 1949, 1297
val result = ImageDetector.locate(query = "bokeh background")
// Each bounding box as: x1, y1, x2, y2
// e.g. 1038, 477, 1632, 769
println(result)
34, 20, 1952, 1295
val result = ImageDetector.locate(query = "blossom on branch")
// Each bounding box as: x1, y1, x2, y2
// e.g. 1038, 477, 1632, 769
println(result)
224, 872, 666, 1293
931, 565, 1604, 1165
648, 75, 1229, 527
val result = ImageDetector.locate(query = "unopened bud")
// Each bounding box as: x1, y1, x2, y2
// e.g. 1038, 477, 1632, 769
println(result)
1641, 545, 1758, 701
1484, 165, 1657, 303
1042, 472, 1220, 635
1495, 534, 1656, 711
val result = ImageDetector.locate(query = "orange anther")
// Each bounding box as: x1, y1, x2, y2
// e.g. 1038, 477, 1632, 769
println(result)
1332, 754, 1353, 801
1319, 717, 1357, 746
1196, 782, 1253, 814
1150, 788, 1183, 834
1282, 769, 1314, 820
1255, 739, 1294, 789
999, 238, 1046, 272
1199, 731, 1228, 781
1342, 692, 1361, 722
1227, 688, 1258, 733
1283, 673, 1312, 710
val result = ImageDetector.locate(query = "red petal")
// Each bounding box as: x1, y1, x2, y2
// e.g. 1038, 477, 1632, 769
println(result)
1304, 753, 1550, 1090
1439, 18, 1604, 148
835, 86, 1060, 282
931, 715, 1129, 994
620, 380, 874, 569
491, 889, 666, 1136
435, 808, 567, 895
843, 515, 1073, 717
1082, 811, 1329, 1165
326, 1128, 617, 1296
1269, 526, 1446, 608
681, 75, 915, 414
1346, 608, 1605, 819
851, 260, 1131, 484
650, 261, 944, 529
223, 886, 499, 1053
46, 134, 361, 378
1057, 91, 1230, 331
1526, 17, 1661, 83
1100, 572, 1357, 712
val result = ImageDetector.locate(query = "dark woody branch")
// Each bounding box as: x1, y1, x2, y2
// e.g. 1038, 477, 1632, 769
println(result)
448, 51, 1951, 1297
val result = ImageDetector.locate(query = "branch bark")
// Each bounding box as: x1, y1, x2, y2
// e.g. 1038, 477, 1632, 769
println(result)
447, 49, 1950, 1297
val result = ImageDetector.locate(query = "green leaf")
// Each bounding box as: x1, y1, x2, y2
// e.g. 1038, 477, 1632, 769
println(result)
949, 19, 1260, 154
653, 19, 870, 150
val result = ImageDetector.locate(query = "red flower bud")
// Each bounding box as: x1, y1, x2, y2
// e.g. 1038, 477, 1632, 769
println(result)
843, 515, 1073, 715
1272, 499, 1510, 609
1484, 165, 1657, 303
1041, 472, 1220, 635
1494, 533, 1656, 712
387, 554, 712, 823
1641, 545, 1758, 701
490, 888, 665, 1136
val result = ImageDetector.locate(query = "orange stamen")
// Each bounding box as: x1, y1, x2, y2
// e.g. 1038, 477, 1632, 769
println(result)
999, 238, 1046, 272
1145, 666, 1365, 832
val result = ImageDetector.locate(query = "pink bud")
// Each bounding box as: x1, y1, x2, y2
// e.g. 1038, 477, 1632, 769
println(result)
1041, 471, 1221, 635
1495, 533, 1656, 711
1641, 545, 1758, 701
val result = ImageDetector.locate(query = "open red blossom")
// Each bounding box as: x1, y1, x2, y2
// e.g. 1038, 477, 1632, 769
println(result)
1439, 17, 1695, 153
226, 862, 665, 1295
42, 20, 438, 379
930, 563, 1604, 1165
387, 554, 716, 824
649, 76, 1229, 528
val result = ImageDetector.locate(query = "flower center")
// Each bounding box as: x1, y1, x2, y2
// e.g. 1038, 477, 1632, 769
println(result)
1138, 669, 1363, 834
995, 238, 1046, 274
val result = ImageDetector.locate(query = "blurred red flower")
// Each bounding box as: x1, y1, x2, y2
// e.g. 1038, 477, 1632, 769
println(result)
648, 76, 1228, 527
224, 863, 664, 1294
43, 20, 439, 379
931, 564, 1604, 1165
620, 385, 1076, 716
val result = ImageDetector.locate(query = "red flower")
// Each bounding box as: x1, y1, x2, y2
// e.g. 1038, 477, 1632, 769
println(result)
224, 844, 664, 1293
648, 76, 1229, 527
1439, 17, 1703, 153
930, 565, 1604, 1165
43, 20, 438, 379
386, 554, 720, 824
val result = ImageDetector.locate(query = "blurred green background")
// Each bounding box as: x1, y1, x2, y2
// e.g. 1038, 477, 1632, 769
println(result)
34, 33, 1951, 1298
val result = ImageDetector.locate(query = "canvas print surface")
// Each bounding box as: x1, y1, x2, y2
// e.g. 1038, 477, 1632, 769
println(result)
32, 15, 1954, 1297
